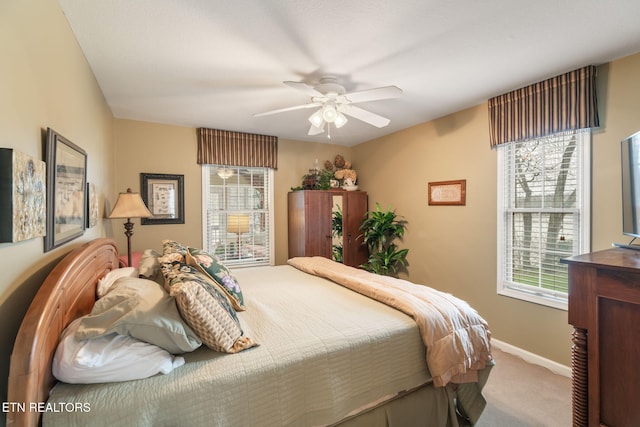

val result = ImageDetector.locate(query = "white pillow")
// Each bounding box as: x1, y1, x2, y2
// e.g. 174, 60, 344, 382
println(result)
78, 276, 202, 354
52, 317, 185, 384
138, 248, 164, 286
97, 267, 138, 298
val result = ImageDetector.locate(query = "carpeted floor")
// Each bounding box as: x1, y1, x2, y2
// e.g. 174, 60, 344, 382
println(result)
475, 348, 572, 427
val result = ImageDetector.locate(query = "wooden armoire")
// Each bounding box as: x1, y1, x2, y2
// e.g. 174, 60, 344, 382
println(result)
288, 190, 368, 267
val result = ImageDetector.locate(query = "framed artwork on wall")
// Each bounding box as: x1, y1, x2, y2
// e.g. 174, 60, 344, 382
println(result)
44, 128, 87, 252
140, 173, 184, 225
0, 148, 46, 243
87, 182, 98, 228
428, 179, 466, 206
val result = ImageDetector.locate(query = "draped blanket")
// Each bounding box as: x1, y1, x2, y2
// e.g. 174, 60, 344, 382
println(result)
288, 257, 492, 387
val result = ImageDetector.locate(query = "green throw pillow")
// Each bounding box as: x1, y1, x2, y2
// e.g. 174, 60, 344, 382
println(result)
186, 247, 245, 311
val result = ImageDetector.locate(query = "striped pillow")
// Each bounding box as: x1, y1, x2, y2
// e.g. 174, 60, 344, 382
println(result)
162, 261, 256, 353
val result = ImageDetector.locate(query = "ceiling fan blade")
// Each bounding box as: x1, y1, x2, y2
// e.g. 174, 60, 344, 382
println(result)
254, 102, 320, 117
343, 86, 402, 104
284, 81, 325, 97
308, 122, 325, 135
341, 105, 391, 128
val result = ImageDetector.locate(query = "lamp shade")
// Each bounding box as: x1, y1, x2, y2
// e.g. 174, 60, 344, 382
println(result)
227, 214, 250, 234
322, 104, 338, 122
108, 188, 152, 219
334, 112, 348, 128
309, 109, 324, 127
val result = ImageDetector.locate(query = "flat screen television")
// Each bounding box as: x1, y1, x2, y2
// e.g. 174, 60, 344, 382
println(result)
620, 131, 640, 243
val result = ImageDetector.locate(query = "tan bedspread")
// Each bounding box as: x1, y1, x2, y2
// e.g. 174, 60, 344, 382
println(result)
287, 257, 492, 387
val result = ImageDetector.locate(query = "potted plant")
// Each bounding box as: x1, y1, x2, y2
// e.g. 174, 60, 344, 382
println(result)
359, 203, 409, 276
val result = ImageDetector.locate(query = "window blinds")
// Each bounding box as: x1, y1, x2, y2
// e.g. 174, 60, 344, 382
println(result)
500, 131, 588, 302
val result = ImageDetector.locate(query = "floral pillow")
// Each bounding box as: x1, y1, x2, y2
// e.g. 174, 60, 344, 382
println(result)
162, 261, 256, 353
186, 247, 245, 311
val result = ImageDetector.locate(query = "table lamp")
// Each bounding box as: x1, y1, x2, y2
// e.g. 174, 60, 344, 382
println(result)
227, 214, 250, 256
108, 188, 152, 266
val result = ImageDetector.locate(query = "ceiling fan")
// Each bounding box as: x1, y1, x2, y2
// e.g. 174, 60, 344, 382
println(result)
254, 76, 402, 136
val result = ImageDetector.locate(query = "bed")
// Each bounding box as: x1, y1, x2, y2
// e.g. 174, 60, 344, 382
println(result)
7, 238, 492, 427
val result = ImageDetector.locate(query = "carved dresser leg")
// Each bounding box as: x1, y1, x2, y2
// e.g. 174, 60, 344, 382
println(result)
571, 327, 588, 427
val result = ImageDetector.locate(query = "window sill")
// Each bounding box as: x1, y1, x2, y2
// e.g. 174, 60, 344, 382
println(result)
498, 287, 568, 311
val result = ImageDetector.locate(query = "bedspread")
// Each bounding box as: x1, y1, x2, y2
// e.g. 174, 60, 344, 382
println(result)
287, 257, 492, 387
44, 264, 440, 427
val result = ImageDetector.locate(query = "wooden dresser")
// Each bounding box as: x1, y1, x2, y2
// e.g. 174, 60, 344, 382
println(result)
562, 248, 640, 427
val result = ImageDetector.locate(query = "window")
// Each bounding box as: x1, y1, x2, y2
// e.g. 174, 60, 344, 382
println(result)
497, 130, 590, 309
202, 165, 274, 267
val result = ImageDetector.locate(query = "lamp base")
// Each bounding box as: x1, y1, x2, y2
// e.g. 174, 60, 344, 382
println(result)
123, 219, 134, 268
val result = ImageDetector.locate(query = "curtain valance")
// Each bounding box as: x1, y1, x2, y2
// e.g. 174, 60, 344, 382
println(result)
488, 65, 599, 148
197, 128, 278, 169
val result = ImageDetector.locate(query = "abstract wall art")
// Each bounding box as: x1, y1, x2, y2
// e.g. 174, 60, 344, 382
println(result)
0, 148, 47, 243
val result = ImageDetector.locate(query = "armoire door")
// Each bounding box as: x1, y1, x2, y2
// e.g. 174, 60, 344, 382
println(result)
343, 191, 368, 267
288, 190, 368, 267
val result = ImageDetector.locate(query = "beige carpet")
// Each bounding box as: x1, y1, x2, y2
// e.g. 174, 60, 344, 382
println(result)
475, 348, 572, 427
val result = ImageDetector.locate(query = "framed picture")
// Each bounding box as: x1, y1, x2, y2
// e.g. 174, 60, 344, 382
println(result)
140, 173, 184, 224
428, 179, 466, 206
87, 182, 99, 228
44, 128, 87, 252
0, 148, 46, 243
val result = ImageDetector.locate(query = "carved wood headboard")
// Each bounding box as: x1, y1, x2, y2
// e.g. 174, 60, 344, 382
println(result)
7, 238, 119, 427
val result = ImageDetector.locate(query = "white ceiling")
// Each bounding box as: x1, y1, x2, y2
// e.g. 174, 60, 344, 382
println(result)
58, 0, 640, 146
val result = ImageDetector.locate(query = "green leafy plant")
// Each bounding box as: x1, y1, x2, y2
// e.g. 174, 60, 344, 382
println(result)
295, 169, 334, 190
332, 205, 343, 237
316, 169, 334, 190
359, 203, 408, 276
332, 244, 343, 263
332, 205, 343, 262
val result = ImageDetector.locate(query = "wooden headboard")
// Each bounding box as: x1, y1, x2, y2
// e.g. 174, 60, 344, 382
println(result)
7, 238, 119, 427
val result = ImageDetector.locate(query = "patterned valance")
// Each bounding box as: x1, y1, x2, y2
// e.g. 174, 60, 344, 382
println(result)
197, 128, 278, 169
488, 65, 599, 148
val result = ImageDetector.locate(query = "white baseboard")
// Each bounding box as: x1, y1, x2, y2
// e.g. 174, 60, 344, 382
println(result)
491, 339, 571, 378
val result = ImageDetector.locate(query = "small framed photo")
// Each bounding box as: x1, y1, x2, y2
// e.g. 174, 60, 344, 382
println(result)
428, 179, 466, 206
44, 128, 87, 251
87, 182, 99, 228
140, 173, 184, 224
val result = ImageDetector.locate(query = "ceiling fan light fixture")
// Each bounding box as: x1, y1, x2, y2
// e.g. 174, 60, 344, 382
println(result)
322, 104, 338, 123
308, 122, 325, 135
217, 167, 234, 180
334, 112, 348, 128
309, 109, 324, 127
258, 77, 400, 136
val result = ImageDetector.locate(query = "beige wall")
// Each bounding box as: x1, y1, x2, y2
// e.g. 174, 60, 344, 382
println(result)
352, 53, 640, 366
112, 119, 352, 266
0, 0, 115, 411
111, 121, 201, 252
591, 56, 640, 249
